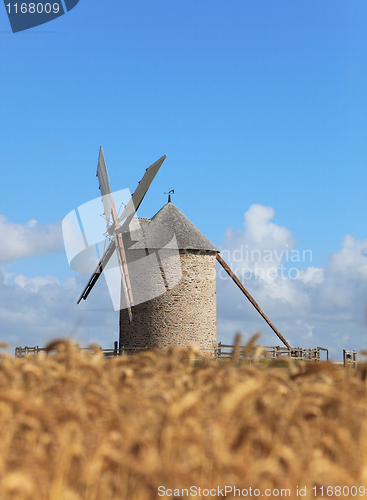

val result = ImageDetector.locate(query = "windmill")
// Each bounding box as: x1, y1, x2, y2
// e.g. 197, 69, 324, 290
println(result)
77, 147, 167, 320
76, 147, 290, 353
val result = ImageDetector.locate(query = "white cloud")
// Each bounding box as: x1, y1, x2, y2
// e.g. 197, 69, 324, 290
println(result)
216, 204, 367, 359
13, 274, 60, 292
0, 270, 118, 352
298, 267, 324, 286
0, 215, 64, 263
218, 204, 295, 283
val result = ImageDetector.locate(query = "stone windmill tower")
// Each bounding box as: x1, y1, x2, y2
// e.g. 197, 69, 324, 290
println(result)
77, 148, 290, 355
119, 198, 218, 355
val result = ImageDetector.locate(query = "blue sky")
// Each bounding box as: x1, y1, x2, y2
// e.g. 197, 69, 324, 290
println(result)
0, 0, 366, 358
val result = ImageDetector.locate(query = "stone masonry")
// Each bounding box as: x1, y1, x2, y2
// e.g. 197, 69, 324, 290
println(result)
119, 250, 217, 356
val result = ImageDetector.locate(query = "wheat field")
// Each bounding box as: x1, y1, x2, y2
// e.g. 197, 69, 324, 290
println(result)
0, 338, 366, 499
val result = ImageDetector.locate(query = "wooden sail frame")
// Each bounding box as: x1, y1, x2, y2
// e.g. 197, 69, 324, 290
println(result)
77, 147, 167, 322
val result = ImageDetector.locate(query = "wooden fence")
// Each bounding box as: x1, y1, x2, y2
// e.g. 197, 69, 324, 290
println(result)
14, 342, 216, 359
14, 344, 121, 358
215, 342, 329, 362
16, 342, 352, 365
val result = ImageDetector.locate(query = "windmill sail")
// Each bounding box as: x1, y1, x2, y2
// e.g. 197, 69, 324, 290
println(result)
118, 155, 167, 225
77, 152, 167, 309
97, 146, 113, 228
77, 240, 115, 303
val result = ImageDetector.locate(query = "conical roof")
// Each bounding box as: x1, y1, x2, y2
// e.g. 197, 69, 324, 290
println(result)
129, 202, 218, 252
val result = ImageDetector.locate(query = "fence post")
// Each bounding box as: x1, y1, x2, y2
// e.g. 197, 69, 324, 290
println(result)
217, 342, 222, 359
114, 341, 118, 356
343, 349, 357, 369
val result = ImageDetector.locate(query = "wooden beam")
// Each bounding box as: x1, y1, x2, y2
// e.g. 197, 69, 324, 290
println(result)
216, 253, 291, 349
111, 201, 134, 322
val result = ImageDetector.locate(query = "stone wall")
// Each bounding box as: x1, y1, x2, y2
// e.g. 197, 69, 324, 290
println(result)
119, 251, 217, 356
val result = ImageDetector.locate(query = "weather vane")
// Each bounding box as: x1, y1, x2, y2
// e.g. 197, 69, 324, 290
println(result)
164, 189, 174, 203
